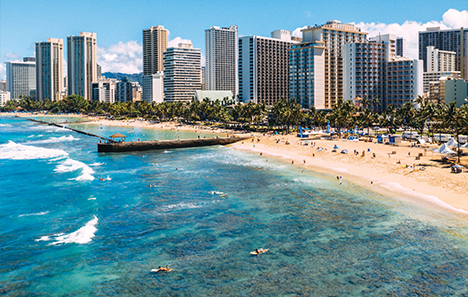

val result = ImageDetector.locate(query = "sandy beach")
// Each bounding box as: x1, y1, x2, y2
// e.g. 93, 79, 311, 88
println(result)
8, 112, 468, 215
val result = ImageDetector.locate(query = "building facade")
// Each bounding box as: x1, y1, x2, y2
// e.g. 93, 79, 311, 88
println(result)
5, 60, 36, 99
343, 41, 387, 110
142, 72, 164, 103
205, 25, 238, 98
116, 78, 141, 102
419, 27, 468, 79
91, 78, 116, 103
301, 21, 367, 109
36, 38, 64, 101
0, 79, 7, 92
0, 91, 10, 106
67, 32, 97, 100
396, 37, 405, 57
422, 46, 459, 93
444, 78, 468, 107
163, 43, 201, 102
238, 33, 294, 105
143, 25, 168, 75
289, 42, 326, 109
385, 57, 423, 108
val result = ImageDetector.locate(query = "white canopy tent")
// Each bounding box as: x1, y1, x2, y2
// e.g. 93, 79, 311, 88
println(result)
446, 138, 458, 147
433, 143, 455, 154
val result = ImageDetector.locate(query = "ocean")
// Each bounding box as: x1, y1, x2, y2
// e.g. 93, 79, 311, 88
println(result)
1, 115, 468, 296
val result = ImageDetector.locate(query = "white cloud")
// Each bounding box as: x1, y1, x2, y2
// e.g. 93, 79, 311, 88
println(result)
97, 40, 142, 74
442, 8, 468, 28
168, 37, 193, 48
95, 36, 196, 74
292, 26, 307, 37
291, 8, 467, 60
0, 64, 5, 80
1, 52, 23, 80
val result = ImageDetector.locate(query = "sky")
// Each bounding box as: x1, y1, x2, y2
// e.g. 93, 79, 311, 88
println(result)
1, 0, 467, 80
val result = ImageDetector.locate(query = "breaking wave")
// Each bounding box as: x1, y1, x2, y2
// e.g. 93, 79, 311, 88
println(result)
36, 216, 98, 245
0, 141, 68, 160
24, 135, 80, 145
54, 158, 95, 181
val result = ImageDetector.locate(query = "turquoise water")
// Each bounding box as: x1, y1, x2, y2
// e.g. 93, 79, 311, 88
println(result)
1, 116, 468, 296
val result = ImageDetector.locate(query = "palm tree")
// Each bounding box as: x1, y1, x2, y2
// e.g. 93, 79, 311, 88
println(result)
442, 102, 462, 162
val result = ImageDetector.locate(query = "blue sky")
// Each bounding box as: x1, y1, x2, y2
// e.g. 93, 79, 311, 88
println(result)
1, 0, 467, 78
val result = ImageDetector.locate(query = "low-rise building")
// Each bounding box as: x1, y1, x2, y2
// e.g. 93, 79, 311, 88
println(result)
91, 78, 117, 103
142, 72, 164, 103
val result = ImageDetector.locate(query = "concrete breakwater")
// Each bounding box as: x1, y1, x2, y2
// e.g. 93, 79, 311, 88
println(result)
26, 118, 116, 143
98, 136, 251, 153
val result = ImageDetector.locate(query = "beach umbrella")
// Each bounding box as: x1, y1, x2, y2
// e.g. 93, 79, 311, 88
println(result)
433, 143, 455, 154
446, 138, 458, 147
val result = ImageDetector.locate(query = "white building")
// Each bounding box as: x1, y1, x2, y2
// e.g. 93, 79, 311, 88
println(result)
163, 43, 201, 102
238, 32, 295, 105
343, 41, 387, 110
423, 46, 460, 93
67, 32, 97, 100
0, 79, 6, 92
194, 90, 233, 103
36, 38, 64, 101
385, 57, 423, 108
301, 21, 367, 109
0, 91, 10, 106
142, 72, 164, 103
5, 59, 36, 99
205, 25, 238, 98
91, 78, 116, 103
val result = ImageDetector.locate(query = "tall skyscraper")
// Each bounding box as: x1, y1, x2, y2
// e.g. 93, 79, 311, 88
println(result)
419, 27, 468, 79
289, 40, 326, 109
5, 59, 36, 99
205, 25, 238, 98
163, 43, 201, 102
238, 31, 295, 105
143, 25, 168, 75
301, 21, 367, 109
36, 38, 64, 101
67, 32, 97, 100
343, 41, 387, 110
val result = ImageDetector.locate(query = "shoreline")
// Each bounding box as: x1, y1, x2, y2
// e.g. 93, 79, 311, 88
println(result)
4, 112, 467, 216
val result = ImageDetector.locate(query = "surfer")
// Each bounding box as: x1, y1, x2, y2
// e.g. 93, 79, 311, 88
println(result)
151, 265, 171, 272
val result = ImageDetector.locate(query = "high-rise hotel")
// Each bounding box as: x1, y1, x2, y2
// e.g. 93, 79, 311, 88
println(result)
142, 25, 168, 102
36, 38, 64, 101
163, 43, 201, 102
5, 58, 36, 100
299, 21, 367, 109
419, 27, 468, 80
205, 25, 238, 99
67, 32, 97, 100
238, 30, 295, 105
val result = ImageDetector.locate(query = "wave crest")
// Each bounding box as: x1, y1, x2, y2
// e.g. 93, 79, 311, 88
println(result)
0, 141, 68, 160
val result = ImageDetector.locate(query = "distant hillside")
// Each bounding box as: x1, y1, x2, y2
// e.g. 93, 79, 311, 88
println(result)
102, 72, 142, 85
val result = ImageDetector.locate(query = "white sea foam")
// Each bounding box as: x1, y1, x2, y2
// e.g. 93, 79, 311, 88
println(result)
48, 216, 98, 245
54, 158, 95, 181
0, 141, 68, 160
0, 124, 12, 127
24, 135, 79, 145
165, 202, 202, 210
90, 162, 105, 166
35, 236, 51, 242
19, 211, 49, 218
88, 197, 96, 200
379, 181, 468, 215
162, 150, 172, 154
